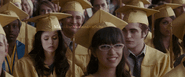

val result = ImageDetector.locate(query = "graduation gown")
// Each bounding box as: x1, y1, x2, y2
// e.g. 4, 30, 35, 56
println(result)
164, 57, 185, 77
13, 56, 84, 77
144, 32, 154, 47
5, 71, 13, 77
139, 45, 171, 77
66, 44, 90, 72
2, 41, 25, 74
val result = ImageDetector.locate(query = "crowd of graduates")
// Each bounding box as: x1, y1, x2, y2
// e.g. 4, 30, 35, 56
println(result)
0, 0, 185, 77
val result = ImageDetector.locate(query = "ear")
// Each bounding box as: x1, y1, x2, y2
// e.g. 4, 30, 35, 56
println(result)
142, 29, 149, 38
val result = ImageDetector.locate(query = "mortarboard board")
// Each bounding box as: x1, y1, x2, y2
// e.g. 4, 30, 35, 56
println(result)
116, 5, 159, 26
172, 0, 185, 4
153, 3, 181, 20
52, 0, 92, 13
0, 2, 28, 20
26, 13, 71, 32
75, 9, 128, 48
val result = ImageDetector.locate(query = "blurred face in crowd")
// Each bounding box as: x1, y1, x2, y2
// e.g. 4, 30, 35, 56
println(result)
62, 11, 84, 38
0, 35, 8, 65
21, 0, 33, 17
41, 31, 59, 54
39, 4, 53, 15
122, 23, 147, 49
92, 0, 109, 14
174, 5, 185, 17
3, 20, 20, 43
14, 2, 22, 9
159, 17, 173, 37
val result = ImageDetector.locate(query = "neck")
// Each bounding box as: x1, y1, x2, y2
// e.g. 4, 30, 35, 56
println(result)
162, 36, 170, 49
62, 30, 74, 38
93, 64, 116, 77
8, 41, 16, 56
129, 43, 145, 56
44, 51, 55, 66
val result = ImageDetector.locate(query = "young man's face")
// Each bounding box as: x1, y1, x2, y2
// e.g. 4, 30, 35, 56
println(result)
122, 23, 147, 49
3, 20, 20, 42
174, 5, 185, 17
92, 0, 109, 14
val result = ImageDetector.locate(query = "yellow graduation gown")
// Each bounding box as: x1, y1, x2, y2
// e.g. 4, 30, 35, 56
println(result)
13, 56, 84, 77
17, 21, 36, 54
144, 32, 154, 48
5, 46, 18, 74
164, 57, 185, 77
66, 44, 90, 72
140, 45, 171, 77
84, 74, 93, 77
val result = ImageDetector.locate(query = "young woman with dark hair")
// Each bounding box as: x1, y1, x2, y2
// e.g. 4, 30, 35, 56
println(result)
86, 27, 130, 77
75, 10, 130, 77
13, 13, 84, 77
153, 3, 184, 65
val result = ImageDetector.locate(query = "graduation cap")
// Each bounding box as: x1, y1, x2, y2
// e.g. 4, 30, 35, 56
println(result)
75, 9, 128, 48
3, 0, 21, 4
116, 5, 159, 26
26, 13, 71, 32
172, 0, 185, 4
0, 2, 28, 20
123, 0, 151, 8
153, 3, 181, 20
52, 0, 92, 13
0, 14, 17, 35
171, 13, 185, 40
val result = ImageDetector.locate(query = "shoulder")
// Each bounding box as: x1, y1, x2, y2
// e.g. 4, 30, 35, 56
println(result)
15, 55, 35, 67
164, 63, 185, 77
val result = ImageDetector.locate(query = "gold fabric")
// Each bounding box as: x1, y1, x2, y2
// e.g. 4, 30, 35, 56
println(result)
16, 22, 36, 53
66, 44, 90, 72
140, 45, 171, 77
13, 56, 84, 77
164, 57, 185, 77
5, 45, 18, 74
144, 31, 154, 47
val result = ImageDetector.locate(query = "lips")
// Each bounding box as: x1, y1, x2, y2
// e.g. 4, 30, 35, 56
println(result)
48, 46, 54, 49
107, 57, 118, 62
126, 40, 133, 44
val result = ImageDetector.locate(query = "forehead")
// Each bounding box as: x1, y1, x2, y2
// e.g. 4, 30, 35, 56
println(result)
65, 11, 83, 17
124, 23, 141, 30
7, 20, 19, 26
41, 31, 58, 37
93, 0, 107, 5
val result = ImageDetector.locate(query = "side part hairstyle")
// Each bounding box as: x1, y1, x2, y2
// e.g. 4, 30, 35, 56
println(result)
29, 30, 69, 77
86, 27, 130, 77
153, 16, 181, 60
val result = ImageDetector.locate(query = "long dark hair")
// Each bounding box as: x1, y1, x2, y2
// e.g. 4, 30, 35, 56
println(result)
85, 27, 130, 77
153, 16, 181, 60
29, 31, 69, 77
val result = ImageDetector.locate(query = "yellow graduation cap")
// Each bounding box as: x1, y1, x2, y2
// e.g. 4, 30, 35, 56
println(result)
172, 0, 185, 4
75, 9, 128, 48
123, 0, 150, 8
0, 2, 28, 20
116, 5, 159, 25
3, 0, 21, 4
0, 14, 17, 35
26, 13, 72, 32
153, 3, 181, 20
52, 0, 92, 13
171, 13, 185, 40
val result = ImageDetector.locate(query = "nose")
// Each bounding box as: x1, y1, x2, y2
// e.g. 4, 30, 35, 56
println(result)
108, 47, 116, 55
71, 18, 77, 24
48, 38, 54, 45
9, 26, 14, 32
125, 31, 131, 38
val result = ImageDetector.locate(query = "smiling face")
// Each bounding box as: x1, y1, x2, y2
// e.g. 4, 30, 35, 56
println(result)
41, 31, 59, 53
62, 11, 84, 38
94, 43, 124, 68
159, 17, 173, 37
39, 4, 53, 15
